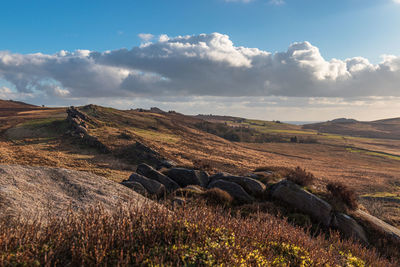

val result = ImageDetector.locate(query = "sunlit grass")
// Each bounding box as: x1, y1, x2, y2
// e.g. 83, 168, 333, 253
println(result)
346, 148, 400, 161
130, 127, 180, 144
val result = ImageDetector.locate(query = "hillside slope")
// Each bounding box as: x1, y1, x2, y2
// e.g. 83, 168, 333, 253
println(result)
303, 118, 400, 139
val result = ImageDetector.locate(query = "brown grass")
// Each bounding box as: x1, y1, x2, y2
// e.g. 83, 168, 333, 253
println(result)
327, 182, 358, 210
201, 188, 234, 206
286, 166, 315, 187
0, 202, 395, 266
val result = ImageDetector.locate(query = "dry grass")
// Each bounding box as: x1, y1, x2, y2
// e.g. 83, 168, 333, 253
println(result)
286, 166, 315, 187
327, 182, 358, 210
1, 104, 400, 227
0, 202, 395, 266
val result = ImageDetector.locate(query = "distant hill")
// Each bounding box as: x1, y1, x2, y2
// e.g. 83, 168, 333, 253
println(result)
0, 99, 37, 109
303, 117, 400, 140
195, 114, 246, 123
330, 118, 358, 123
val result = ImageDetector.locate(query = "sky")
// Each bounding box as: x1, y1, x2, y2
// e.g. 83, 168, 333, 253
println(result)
1, 0, 400, 121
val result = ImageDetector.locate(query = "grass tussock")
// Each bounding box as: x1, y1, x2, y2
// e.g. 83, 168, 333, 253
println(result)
286, 166, 315, 187
0, 203, 395, 266
327, 182, 358, 210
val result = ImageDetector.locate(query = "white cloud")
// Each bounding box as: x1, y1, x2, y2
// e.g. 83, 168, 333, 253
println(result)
0, 32, 400, 120
393, 0, 400, 4
138, 33, 154, 42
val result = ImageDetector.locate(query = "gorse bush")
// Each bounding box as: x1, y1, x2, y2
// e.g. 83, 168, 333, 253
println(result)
327, 182, 358, 210
0, 202, 395, 266
286, 166, 315, 187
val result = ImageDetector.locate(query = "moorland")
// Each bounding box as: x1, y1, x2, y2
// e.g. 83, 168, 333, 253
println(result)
1, 99, 400, 266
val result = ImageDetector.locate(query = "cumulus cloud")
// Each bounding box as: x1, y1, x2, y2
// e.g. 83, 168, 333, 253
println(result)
0, 32, 400, 104
138, 33, 154, 43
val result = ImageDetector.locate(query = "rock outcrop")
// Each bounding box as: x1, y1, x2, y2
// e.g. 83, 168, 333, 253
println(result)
0, 165, 151, 221
164, 168, 209, 188
332, 212, 368, 243
124, 173, 166, 198
209, 173, 266, 197
208, 179, 253, 204
118, 141, 167, 168
354, 209, 400, 242
136, 163, 179, 192
271, 180, 333, 226
120, 180, 148, 196
67, 106, 110, 153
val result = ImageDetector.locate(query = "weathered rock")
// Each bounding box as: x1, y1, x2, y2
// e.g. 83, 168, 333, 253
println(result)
271, 180, 332, 226
332, 212, 368, 243
120, 181, 148, 196
136, 163, 179, 192
209, 172, 233, 180
127, 173, 166, 198
354, 209, 400, 242
119, 142, 165, 167
67, 106, 110, 154
159, 160, 177, 169
164, 168, 209, 188
208, 180, 253, 204
210, 174, 266, 197
0, 165, 152, 221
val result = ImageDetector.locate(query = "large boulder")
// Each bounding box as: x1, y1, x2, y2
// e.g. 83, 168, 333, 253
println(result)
164, 168, 209, 188
271, 180, 332, 226
210, 173, 266, 197
136, 163, 180, 193
0, 165, 152, 221
126, 173, 166, 198
354, 209, 400, 242
120, 180, 148, 196
208, 180, 253, 204
332, 213, 368, 244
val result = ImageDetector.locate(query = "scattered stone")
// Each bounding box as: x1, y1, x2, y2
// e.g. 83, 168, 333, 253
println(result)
208, 179, 252, 204
164, 168, 209, 188
332, 212, 368, 243
127, 173, 166, 198
120, 181, 148, 196
136, 163, 179, 193
210, 174, 266, 197
271, 180, 332, 226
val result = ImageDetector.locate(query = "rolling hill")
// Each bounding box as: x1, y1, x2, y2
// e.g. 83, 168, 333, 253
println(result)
1, 100, 400, 264
303, 117, 400, 140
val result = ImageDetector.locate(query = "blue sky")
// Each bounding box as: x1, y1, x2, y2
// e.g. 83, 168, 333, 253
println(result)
1, 0, 400, 120
2, 0, 399, 61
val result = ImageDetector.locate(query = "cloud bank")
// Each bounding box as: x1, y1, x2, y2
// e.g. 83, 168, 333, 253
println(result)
0, 33, 399, 120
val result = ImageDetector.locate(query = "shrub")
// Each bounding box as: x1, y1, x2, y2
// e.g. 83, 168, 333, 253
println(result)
0, 202, 394, 266
326, 182, 358, 210
201, 188, 233, 206
286, 167, 315, 187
